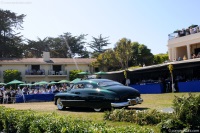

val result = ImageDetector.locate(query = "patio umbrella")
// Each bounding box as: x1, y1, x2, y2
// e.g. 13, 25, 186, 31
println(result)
188, 24, 198, 29
58, 80, 70, 83
6, 79, 25, 89
7, 80, 24, 85
49, 81, 58, 85
94, 71, 108, 75
78, 71, 91, 75
19, 83, 32, 86
70, 78, 81, 84
173, 30, 181, 33
34, 81, 48, 85
0, 83, 6, 86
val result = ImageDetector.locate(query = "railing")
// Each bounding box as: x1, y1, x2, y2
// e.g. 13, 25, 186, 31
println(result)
168, 28, 200, 40
168, 33, 178, 40
48, 70, 67, 75
25, 69, 45, 75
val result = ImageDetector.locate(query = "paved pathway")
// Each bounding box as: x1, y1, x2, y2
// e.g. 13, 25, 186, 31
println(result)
160, 107, 174, 113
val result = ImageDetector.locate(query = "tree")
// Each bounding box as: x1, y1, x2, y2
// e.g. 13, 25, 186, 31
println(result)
44, 33, 88, 58
88, 34, 110, 57
137, 44, 154, 66
93, 49, 119, 71
60, 33, 88, 58
153, 53, 169, 64
25, 37, 49, 57
69, 70, 82, 81
130, 42, 140, 66
168, 64, 175, 92
3, 69, 22, 83
128, 42, 154, 67
0, 9, 26, 58
114, 38, 133, 69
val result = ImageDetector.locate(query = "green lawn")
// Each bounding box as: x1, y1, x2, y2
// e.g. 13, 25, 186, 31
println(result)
134, 92, 200, 110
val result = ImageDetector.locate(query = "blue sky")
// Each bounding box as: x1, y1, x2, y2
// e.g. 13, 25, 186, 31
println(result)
1, 0, 200, 54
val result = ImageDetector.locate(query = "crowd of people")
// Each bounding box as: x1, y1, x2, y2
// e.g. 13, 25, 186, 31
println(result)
168, 25, 200, 40
0, 83, 69, 104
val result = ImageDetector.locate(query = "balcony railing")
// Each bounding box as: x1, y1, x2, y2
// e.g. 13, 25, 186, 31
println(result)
168, 29, 200, 40
25, 69, 45, 75
48, 70, 67, 75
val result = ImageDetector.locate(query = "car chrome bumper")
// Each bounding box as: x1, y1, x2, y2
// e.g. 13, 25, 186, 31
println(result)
111, 97, 143, 108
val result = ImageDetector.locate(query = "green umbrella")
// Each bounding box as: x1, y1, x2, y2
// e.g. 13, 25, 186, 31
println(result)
34, 81, 48, 85
173, 30, 181, 33
94, 71, 108, 75
78, 71, 91, 75
19, 83, 32, 86
58, 80, 70, 83
6, 79, 25, 89
70, 78, 81, 84
7, 80, 24, 85
188, 24, 198, 29
0, 83, 6, 85
49, 81, 58, 85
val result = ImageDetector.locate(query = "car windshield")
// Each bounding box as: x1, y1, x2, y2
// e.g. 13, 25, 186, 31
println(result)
98, 81, 122, 87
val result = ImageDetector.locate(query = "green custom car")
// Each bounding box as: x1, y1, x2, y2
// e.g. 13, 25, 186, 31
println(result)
54, 79, 143, 112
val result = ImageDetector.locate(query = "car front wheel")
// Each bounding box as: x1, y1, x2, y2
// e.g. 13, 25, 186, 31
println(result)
57, 98, 65, 110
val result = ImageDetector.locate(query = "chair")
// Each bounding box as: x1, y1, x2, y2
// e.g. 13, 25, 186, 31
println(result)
51, 71, 55, 75
59, 71, 63, 75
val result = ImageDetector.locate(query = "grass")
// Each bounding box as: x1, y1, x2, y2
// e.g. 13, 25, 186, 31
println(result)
134, 92, 200, 110
1, 92, 200, 132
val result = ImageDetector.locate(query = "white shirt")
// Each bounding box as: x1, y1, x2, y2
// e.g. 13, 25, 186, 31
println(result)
125, 79, 130, 86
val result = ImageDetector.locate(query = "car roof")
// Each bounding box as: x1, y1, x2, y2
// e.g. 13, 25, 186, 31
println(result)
75, 79, 114, 84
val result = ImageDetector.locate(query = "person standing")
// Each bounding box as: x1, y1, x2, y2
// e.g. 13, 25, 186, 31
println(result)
125, 78, 130, 86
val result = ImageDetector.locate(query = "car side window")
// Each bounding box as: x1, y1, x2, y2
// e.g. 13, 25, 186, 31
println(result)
85, 84, 93, 89
73, 84, 84, 89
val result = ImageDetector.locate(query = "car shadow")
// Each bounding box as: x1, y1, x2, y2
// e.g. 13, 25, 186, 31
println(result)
58, 107, 149, 112
60, 107, 99, 112
126, 106, 149, 111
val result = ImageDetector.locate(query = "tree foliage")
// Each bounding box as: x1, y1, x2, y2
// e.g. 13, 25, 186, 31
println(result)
69, 70, 82, 81
88, 34, 110, 57
137, 44, 154, 66
3, 69, 22, 83
94, 49, 119, 71
94, 40, 154, 71
153, 53, 168, 64
24, 33, 89, 58
114, 38, 133, 69
0, 9, 26, 58
24, 37, 49, 58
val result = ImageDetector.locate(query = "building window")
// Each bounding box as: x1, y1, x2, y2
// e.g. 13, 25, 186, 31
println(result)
53, 65, 62, 75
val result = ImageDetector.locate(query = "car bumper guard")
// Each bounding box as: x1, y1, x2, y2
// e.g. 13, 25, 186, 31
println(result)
111, 97, 143, 108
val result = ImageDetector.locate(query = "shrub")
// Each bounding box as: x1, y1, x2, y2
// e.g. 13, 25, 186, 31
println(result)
104, 108, 171, 125
69, 70, 82, 81
3, 69, 22, 83
160, 93, 200, 132
0, 106, 154, 133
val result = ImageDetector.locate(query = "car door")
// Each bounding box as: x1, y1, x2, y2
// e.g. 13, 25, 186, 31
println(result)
65, 83, 88, 107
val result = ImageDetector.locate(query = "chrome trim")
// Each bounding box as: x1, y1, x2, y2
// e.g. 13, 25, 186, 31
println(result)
61, 100, 85, 102
111, 97, 143, 107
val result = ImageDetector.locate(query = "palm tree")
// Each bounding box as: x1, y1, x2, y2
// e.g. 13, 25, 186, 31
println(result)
168, 64, 175, 92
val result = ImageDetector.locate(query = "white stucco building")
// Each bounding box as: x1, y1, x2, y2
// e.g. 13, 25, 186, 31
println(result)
168, 31, 200, 61
0, 52, 96, 83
